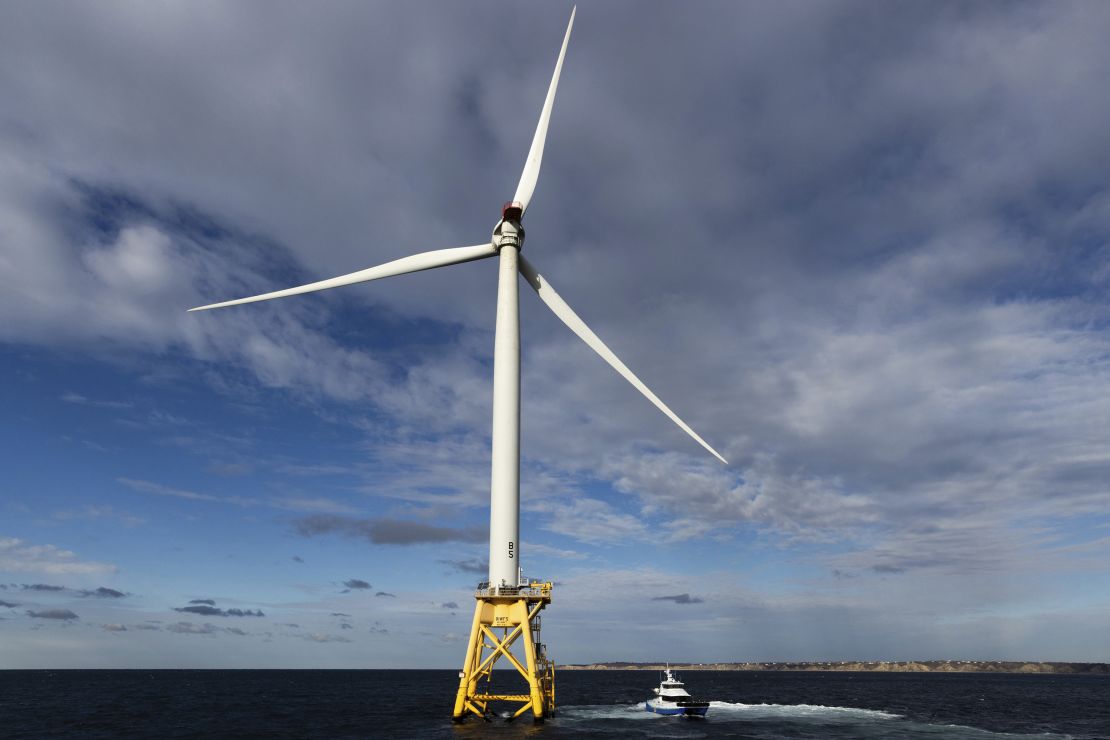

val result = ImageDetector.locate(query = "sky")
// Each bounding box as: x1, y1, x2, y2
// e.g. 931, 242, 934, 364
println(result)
2, 1, 1110, 669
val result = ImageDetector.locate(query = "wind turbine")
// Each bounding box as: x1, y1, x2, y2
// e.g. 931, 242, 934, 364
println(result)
190, 7, 725, 722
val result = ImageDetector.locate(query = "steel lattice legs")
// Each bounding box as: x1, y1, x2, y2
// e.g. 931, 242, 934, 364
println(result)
452, 588, 554, 723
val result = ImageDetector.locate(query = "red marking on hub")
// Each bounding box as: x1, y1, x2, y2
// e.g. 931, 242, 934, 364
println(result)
502, 201, 524, 221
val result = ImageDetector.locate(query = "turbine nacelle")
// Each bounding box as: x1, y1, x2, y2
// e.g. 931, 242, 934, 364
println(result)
502, 201, 524, 222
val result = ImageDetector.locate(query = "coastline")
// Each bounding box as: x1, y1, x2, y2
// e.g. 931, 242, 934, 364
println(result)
557, 660, 1110, 674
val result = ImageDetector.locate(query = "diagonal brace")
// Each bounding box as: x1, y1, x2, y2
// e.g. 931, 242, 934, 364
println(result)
481, 625, 530, 678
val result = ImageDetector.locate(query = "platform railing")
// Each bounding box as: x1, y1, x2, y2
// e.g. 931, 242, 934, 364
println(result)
474, 580, 553, 600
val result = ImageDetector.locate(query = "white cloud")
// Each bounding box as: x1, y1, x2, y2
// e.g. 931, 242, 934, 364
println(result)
304, 632, 351, 644
531, 496, 648, 545
525, 542, 588, 560
117, 477, 358, 517
84, 225, 176, 295
270, 497, 359, 515
59, 392, 132, 409
53, 505, 146, 528
0, 537, 116, 576
117, 477, 248, 505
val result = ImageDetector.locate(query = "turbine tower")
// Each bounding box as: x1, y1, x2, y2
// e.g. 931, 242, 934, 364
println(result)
189, 7, 725, 722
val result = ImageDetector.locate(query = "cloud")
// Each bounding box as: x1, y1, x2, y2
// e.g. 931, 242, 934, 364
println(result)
526, 543, 588, 560
292, 556, 304, 563
52, 506, 145, 528
0, 155, 398, 410
173, 605, 264, 617
165, 621, 255, 637
207, 461, 254, 477
173, 605, 221, 616
7, 583, 129, 599
0, 600, 20, 608
342, 579, 370, 590
59, 392, 132, 409
102, 623, 127, 632
375, 591, 395, 598
273, 497, 359, 515
117, 477, 256, 507
304, 633, 352, 643
651, 594, 703, 605
27, 609, 79, 620
340, 623, 353, 630
87, 587, 127, 598
167, 622, 218, 635
188, 599, 216, 605
8, 583, 129, 598
529, 496, 648, 545
330, 612, 351, 617
0, 538, 116, 576
441, 601, 459, 610
223, 608, 265, 617
118, 478, 354, 517
439, 558, 487, 575
293, 515, 486, 545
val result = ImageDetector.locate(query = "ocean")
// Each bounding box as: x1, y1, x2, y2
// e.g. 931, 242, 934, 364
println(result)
3, 669, 1107, 738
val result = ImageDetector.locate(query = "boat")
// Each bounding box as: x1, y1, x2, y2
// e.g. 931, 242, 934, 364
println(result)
644, 667, 710, 717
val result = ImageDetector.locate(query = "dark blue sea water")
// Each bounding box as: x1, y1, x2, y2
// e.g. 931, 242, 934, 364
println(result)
2, 669, 1107, 739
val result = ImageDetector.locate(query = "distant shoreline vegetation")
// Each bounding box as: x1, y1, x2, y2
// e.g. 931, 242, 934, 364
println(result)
558, 661, 1110, 674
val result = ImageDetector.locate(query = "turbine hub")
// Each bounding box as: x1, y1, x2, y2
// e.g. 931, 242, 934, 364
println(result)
493, 201, 525, 252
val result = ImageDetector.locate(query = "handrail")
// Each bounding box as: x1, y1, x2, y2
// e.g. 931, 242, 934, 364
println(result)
473, 580, 553, 599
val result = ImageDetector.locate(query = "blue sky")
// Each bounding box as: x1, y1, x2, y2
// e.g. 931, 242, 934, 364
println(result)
3, 1, 1110, 668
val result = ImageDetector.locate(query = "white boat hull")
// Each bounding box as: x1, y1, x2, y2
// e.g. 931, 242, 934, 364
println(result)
644, 698, 709, 717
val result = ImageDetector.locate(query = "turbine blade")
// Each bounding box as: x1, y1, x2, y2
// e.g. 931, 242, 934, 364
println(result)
519, 256, 727, 464
189, 243, 496, 312
512, 6, 575, 213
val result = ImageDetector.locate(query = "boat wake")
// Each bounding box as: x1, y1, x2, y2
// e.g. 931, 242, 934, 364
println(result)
708, 700, 900, 721
556, 703, 1071, 738
556, 704, 660, 721
556, 701, 899, 723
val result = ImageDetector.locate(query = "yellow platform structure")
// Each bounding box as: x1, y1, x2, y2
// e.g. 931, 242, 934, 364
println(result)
451, 581, 555, 722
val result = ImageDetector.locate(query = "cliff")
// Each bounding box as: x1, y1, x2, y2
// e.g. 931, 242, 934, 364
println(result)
557, 661, 1110, 674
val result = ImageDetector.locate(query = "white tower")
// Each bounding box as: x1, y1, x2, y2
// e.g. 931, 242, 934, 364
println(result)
489, 212, 523, 590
